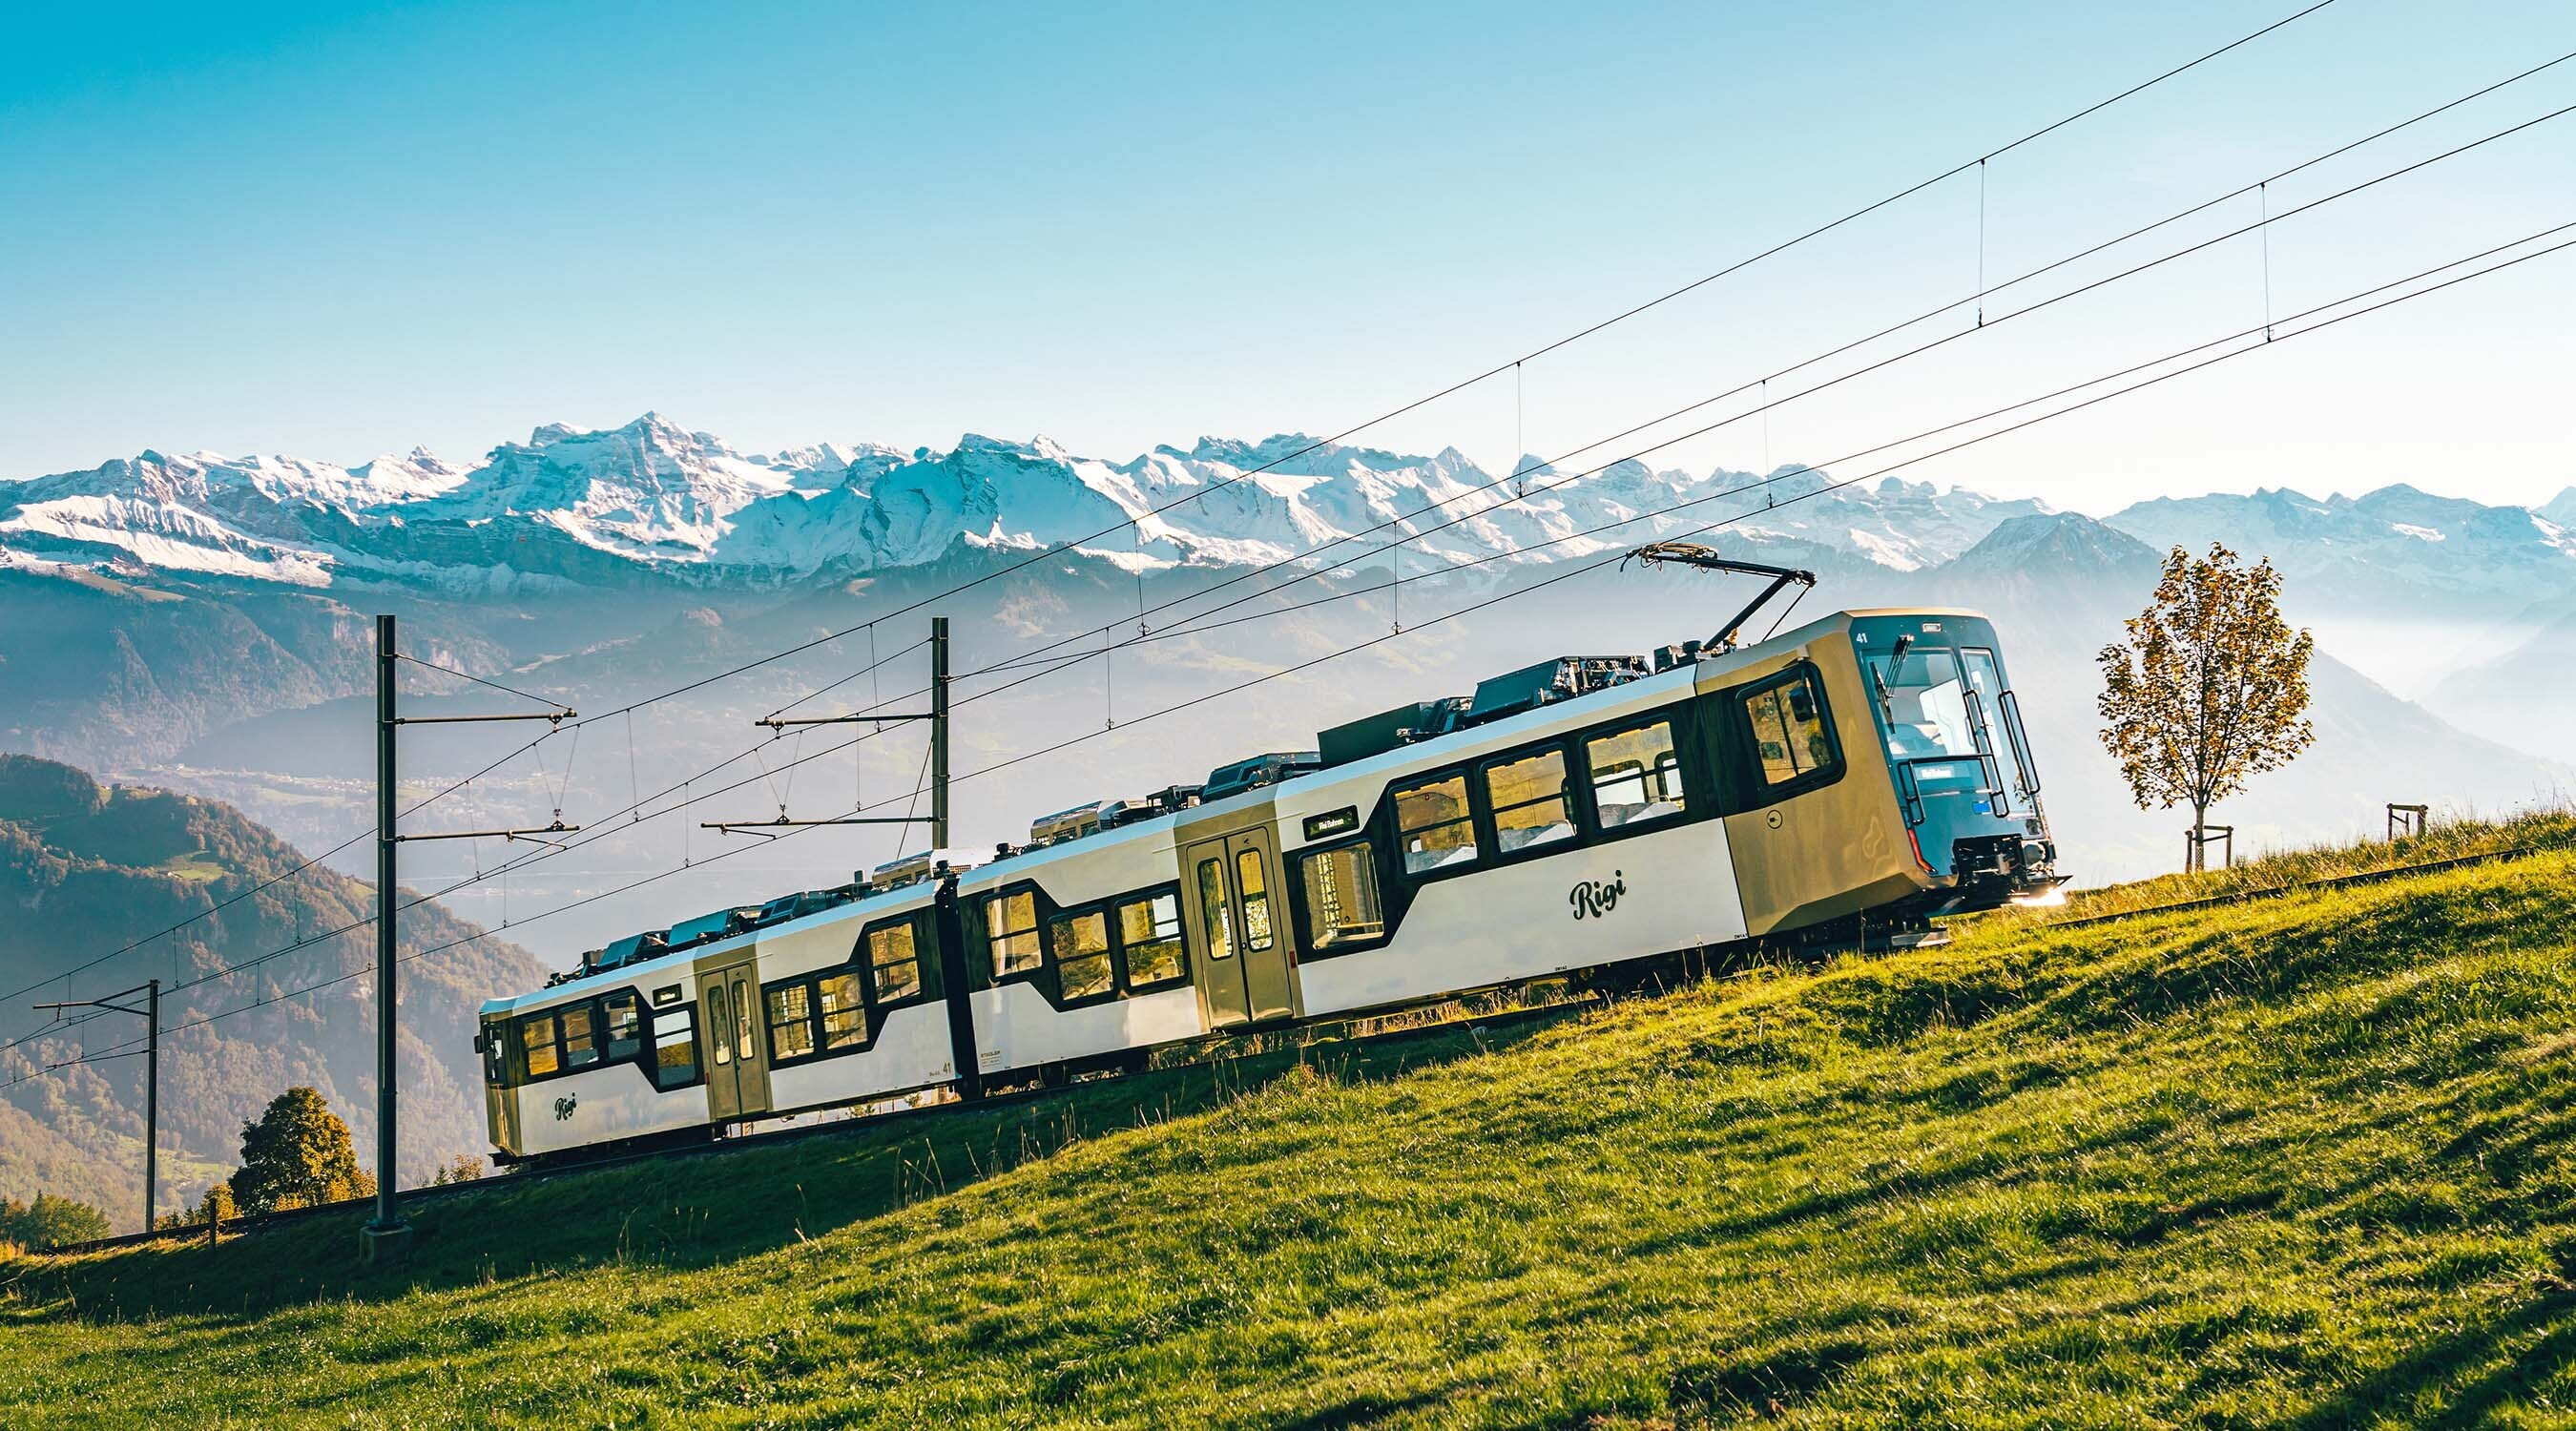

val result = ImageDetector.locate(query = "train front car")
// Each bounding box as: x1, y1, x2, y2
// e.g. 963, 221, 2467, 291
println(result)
1705, 609, 2060, 949
1847, 610, 2060, 916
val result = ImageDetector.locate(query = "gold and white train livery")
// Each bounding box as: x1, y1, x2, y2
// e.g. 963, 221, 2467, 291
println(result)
479, 608, 2058, 1162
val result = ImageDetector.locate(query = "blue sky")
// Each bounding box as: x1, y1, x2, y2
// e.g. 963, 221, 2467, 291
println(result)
2, 0, 2569, 512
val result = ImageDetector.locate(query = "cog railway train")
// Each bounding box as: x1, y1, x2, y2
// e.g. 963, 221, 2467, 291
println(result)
478, 606, 2061, 1164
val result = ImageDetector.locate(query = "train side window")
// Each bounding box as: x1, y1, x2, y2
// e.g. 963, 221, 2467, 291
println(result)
1588, 721, 1687, 829
1393, 773, 1478, 874
562, 1005, 600, 1070
1197, 859, 1236, 961
868, 920, 923, 1003
766, 983, 815, 1061
1236, 851, 1276, 953
1049, 909, 1114, 1001
989, 890, 1042, 979
1299, 842, 1385, 949
603, 991, 643, 1061
481, 1025, 507, 1088
1485, 749, 1574, 854
521, 1011, 560, 1078
654, 1006, 698, 1089
1744, 670, 1835, 788
817, 972, 866, 1050
1117, 891, 1186, 987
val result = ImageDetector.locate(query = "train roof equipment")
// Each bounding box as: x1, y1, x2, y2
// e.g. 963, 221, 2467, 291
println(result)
1095, 797, 1161, 829
1029, 800, 1106, 847
1202, 751, 1321, 803
666, 904, 762, 952
1622, 542, 1818, 653
1319, 696, 1473, 768
1462, 655, 1651, 728
868, 847, 986, 891
585, 927, 668, 977
756, 888, 848, 926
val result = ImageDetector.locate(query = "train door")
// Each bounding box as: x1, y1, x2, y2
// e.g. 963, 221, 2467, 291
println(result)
1183, 827, 1297, 1027
695, 956, 772, 1122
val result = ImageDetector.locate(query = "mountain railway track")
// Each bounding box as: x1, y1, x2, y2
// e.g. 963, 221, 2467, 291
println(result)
41, 838, 2567, 1260
34, 986, 1605, 1259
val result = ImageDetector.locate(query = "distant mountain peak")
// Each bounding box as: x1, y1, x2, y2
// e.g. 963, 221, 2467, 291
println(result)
1955, 510, 2158, 571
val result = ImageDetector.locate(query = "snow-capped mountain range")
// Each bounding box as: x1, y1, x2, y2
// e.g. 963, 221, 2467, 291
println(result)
5, 413, 2571, 611
0, 413, 2052, 590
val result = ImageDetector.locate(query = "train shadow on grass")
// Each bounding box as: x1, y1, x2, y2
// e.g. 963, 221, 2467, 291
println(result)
9, 1004, 1582, 1326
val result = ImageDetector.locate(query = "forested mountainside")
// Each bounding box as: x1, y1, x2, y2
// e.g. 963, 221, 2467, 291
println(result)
0, 756, 542, 1230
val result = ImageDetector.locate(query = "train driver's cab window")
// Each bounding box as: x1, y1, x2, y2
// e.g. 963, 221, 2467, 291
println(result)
654, 1005, 698, 1089
1394, 774, 1478, 874
520, 1011, 560, 1078
868, 920, 922, 1003
1484, 749, 1574, 854
988, 889, 1042, 978
1300, 842, 1385, 949
1744, 669, 1835, 788
766, 983, 815, 1061
1196, 860, 1235, 961
1588, 721, 1687, 828
481, 1025, 506, 1087
603, 991, 645, 1062
1049, 909, 1114, 1001
1118, 892, 1186, 986
1869, 645, 1977, 760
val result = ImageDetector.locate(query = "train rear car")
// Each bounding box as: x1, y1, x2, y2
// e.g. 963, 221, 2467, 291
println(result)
477, 882, 958, 1162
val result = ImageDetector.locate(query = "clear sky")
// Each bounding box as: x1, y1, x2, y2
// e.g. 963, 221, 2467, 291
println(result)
2, 0, 2569, 514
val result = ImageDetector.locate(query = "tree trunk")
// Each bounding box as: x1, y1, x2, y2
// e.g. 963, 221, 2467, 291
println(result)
2191, 799, 2211, 873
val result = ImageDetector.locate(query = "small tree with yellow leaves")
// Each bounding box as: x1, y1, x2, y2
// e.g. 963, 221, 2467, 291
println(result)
2097, 543, 2316, 871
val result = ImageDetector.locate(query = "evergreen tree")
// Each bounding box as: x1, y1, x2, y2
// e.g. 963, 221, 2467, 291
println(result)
230, 1088, 375, 1213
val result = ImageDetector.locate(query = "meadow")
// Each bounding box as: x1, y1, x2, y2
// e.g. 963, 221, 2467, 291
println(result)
7, 831, 2576, 1427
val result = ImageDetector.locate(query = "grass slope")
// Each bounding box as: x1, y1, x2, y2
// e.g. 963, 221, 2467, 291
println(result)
9, 842, 2576, 1427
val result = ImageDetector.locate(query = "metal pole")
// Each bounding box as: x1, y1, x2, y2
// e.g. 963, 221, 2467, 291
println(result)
144, 978, 158, 1231
930, 616, 950, 849
366, 612, 409, 1258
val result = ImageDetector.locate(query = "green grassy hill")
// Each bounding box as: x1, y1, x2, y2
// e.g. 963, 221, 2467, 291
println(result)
8, 828, 2576, 1428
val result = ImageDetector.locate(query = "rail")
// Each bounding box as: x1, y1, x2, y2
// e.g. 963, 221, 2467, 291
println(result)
31, 991, 1602, 1258
43, 838, 2567, 1256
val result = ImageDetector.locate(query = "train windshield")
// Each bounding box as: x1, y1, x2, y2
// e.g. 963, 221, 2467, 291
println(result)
1867, 645, 1978, 761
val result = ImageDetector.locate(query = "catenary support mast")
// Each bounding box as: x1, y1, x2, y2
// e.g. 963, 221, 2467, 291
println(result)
366, 614, 576, 1264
